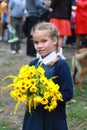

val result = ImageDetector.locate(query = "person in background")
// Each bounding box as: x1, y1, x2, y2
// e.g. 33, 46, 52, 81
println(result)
1, 0, 8, 42
22, 9, 29, 38
26, 0, 51, 57
40, 0, 52, 22
0, 0, 2, 41
75, 0, 87, 51
0, 0, 7, 42
49, 0, 72, 52
22, 22, 73, 130
66, 0, 76, 47
8, 0, 26, 54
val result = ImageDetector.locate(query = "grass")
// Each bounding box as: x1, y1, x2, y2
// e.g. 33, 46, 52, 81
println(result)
0, 50, 6, 53
2, 62, 14, 67
0, 120, 17, 130
0, 58, 87, 130
1, 55, 23, 67
67, 86, 87, 130
66, 59, 87, 130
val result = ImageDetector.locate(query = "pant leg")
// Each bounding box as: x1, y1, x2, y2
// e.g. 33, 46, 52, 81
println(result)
0, 22, 2, 40
10, 18, 22, 52
10, 18, 17, 51
26, 16, 41, 56
15, 19, 22, 52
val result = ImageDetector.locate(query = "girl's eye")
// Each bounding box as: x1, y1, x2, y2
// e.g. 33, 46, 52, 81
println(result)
34, 41, 39, 44
34, 39, 47, 44
41, 39, 47, 43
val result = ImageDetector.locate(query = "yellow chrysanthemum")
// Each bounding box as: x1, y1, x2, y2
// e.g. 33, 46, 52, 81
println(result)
40, 76, 48, 84
30, 86, 38, 93
51, 100, 57, 108
44, 103, 57, 112
14, 80, 23, 90
20, 85, 28, 93
37, 66, 45, 76
10, 90, 17, 98
44, 92, 50, 99
13, 77, 19, 83
56, 92, 63, 101
41, 97, 48, 105
16, 92, 22, 101
29, 79, 37, 86
23, 80, 31, 90
28, 66, 36, 77
21, 94, 27, 102
34, 96, 42, 104
19, 65, 30, 73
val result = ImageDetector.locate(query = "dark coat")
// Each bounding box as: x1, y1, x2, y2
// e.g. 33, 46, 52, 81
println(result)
50, 0, 72, 20
22, 58, 73, 130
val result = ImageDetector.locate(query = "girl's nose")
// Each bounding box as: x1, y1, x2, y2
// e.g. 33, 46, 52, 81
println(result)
38, 43, 42, 47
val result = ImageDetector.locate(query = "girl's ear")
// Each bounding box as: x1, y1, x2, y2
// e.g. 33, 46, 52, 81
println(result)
53, 37, 58, 45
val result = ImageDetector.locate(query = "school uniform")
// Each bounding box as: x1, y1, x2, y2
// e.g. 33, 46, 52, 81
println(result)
22, 52, 73, 130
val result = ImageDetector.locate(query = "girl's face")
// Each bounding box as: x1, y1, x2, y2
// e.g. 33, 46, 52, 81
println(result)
32, 30, 57, 58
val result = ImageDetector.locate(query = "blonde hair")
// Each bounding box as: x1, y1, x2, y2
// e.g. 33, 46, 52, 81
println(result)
31, 22, 60, 45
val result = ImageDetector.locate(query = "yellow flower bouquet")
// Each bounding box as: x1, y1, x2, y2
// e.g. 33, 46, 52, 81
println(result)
1, 64, 63, 114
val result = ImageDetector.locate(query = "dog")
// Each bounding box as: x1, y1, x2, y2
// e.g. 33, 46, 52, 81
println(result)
72, 48, 87, 91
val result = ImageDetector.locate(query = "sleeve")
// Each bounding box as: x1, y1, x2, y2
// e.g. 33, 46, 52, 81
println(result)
34, 0, 49, 11
57, 61, 73, 102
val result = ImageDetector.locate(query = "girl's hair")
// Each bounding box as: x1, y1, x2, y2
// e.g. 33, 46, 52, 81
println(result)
31, 22, 60, 45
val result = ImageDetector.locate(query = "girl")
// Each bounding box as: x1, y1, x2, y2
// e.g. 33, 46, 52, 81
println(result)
22, 22, 73, 130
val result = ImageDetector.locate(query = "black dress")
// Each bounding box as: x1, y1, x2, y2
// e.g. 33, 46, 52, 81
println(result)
22, 58, 73, 130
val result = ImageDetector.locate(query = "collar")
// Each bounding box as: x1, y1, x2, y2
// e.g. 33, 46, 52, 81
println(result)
39, 51, 57, 65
